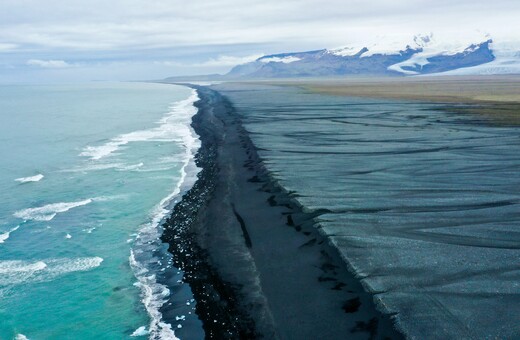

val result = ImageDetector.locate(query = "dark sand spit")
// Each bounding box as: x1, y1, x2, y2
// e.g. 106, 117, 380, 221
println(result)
202, 82, 520, 340
160, 85, 402, 339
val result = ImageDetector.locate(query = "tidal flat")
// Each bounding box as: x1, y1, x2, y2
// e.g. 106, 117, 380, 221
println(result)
205, 81, 520, 338
254, 75, 520, 124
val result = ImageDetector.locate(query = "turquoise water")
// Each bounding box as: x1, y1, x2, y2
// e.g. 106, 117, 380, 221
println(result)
0, 83, 200, 339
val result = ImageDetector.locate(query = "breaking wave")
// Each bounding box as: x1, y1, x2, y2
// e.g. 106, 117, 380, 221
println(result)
0, 257, 103, 286
15, 174, 44, 183
13, 199, 93, 222
129, 89, 200, 340
0, 225, 20, 244
81, 91, 199, 161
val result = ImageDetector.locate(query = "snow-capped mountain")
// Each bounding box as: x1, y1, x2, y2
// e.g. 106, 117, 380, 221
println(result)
433, 41, 520, 76
225, 34, 504, 77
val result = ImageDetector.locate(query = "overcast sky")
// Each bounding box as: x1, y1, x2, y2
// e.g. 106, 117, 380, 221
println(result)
1, 0, 519, 82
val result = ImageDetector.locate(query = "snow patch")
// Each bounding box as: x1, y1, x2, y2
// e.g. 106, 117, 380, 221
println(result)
329, 46, 365, 57
387, 34, 494, 74
260, 56, 301, 63
329, 34, 431, 58
435, 41, 520, 75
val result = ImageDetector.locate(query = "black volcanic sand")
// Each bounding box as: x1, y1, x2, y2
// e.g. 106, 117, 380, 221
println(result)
160, 85, 403, 339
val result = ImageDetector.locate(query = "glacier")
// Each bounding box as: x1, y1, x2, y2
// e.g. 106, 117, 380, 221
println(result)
222, 33, 518, 78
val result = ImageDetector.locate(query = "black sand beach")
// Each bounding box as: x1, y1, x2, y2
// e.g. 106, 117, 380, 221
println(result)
160, 85, 402, 339
177, 81, 520, 340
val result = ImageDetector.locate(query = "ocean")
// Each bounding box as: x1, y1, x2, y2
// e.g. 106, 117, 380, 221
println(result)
0, 82, 202, 339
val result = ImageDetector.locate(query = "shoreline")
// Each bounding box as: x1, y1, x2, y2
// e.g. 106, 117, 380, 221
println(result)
161, 85, 403, 338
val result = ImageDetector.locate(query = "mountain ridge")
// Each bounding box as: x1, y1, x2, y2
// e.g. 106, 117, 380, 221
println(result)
227, 35, 495, 78
163, 34, 520, 81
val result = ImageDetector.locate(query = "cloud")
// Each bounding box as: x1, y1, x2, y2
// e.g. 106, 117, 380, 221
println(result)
26, 59, 73, 68
195, 54, 264, 67
0, 43, 17, 52
197, 54, 262, 67
155, 54, 263, 68
1, 0, 520, 81
1, 0, 519, 53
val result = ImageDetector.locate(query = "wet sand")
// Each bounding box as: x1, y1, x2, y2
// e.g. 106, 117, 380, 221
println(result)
161, 85, 403, 339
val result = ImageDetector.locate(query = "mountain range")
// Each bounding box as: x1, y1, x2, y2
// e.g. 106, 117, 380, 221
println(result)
164, 34, 520, 80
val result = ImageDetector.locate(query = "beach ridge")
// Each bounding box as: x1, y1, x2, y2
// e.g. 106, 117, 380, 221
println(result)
161, 84, 403, 339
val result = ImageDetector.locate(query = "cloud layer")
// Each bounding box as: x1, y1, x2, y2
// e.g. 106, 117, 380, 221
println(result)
1, 0, 519, 81
27, 59, 72, 68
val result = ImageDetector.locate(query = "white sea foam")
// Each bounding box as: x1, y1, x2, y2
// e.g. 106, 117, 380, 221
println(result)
0, 261, 47, 274
0, 225, 19, 244
81, 143, 121, 160
130, 251, 178, 340
0, 257, 103, 286
131, 326, 149, 337
0, 260, 47, 285
134, 167, 173, 173
15, 334, 29, 340
13, 199, 93, 221
117, 162, 144, 171
63, 162, 145, 173
61, 163, 124, 173
129, 90, 201, 340
83, 227, 96, 233
81, 90, 200, 161
94, 194, 129, 202
15, 174, 44, 183
158, 156, 181, 164
44, 257, 103, 277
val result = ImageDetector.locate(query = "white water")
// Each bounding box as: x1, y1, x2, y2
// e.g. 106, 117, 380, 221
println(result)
0, 225, 19, 244
0, 82, 202, 339
129, 90, 200, 340
13, 199, 93, 222
15, 174, 44, 183
81, 91, 200, 161
0, 257, 103, 286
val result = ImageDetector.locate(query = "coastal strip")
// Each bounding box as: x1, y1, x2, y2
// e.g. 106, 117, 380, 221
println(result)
161, 85, 403, 339
256, 76, 520, 125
